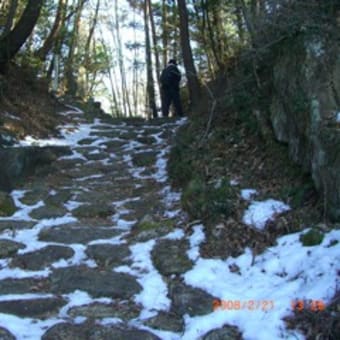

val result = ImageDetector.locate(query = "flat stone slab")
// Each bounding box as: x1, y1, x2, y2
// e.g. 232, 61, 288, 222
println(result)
65, 166, 104, 179
74, 187, 133, 204
128, 225, 173, 243
45, 190, 73, 206
85, 243, 131, 267
90, 130, 120, 138
0, 278, 50, 295
144, 311, 184, 332
42, 322, 161, 340
0, 220, 36, 233
0, 327, 15, 340
77, 138, 95, 145
136, 136, 157, 145
169, 281, 216, 317
202, 326, 242, 340
85, 152, 109, 161
68, 301, 141, 321
0, 297, 66, 319
50, 265, 141, 298
20, 189, 50, 205
119, 130, 142, 140
10, 245, 75, 270
29, 204, 68, 219
132, 151, 157, 167
151, 239, 193, 276
55, 159, 86, 170
39, 226, 121, 244
0, 239, 25, 258
72, 202, 115, 219
100, 139, 126, 150
123, 196, 163, 221
0, 191, 17, 217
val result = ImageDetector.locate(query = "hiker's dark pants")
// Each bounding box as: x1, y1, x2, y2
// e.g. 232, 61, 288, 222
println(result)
161, 86, 183, 117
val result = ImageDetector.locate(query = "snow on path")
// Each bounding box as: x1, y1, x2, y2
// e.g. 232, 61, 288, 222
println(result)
1, 107, 339, 340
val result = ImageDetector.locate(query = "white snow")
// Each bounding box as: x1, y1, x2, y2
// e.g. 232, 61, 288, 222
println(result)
2, 108, 339, 340
242, 199, 290, 230
153, 148, 169, 183
59, 149, 87, 161
0, 313, 60, 340
183, 228, 340, 340
187, 225, 205, 261
162, 228, 185, 240
0, 266, 51, 280
230, 179, 239, 186
0, 293, 54, 301
8, 190, 43, 221
241, 189, 258, 201
336, 112, 340, 123
64, 200, 84, 211
115, 240, 171, 316
17, 117, 98, 148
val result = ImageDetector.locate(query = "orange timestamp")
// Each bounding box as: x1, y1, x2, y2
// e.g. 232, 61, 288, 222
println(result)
213, 299, 274, 311
291, 299, 326, 312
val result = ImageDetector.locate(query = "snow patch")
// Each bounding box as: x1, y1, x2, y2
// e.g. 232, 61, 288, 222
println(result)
241, 189, 258, 201
242, 199, 290, 230
187, 225, 205, 261
336, 112, 340, 123
115, 240, 171, 315
183, 229, 340, 339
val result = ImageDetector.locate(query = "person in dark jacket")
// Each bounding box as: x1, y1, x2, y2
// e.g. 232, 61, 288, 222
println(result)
160, 59, 183, 117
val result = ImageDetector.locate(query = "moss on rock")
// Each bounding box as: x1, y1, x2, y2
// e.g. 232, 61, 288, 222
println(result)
181, 176, 235, 221
300, 228, 324, 246
0, 192, 16, 217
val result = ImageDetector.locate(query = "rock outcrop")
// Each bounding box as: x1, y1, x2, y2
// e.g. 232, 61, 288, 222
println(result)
269, 34, 340, 220
0, 146, 71, 191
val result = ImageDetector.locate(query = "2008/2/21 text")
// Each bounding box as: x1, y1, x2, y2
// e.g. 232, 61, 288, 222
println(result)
213, 299, 274, 311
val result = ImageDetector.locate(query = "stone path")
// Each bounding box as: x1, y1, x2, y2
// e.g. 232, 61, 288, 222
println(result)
0, 108, 239, 339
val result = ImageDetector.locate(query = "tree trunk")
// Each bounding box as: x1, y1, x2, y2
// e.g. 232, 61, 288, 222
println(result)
234, 0, 245, 44
114, 0, 132, 117
35, 0, 68, 61
177, 0, 200, 106
161, 0, 168, 67
239, 0, 256, 47
65, 0, 86, 96
203, 0, 223, 70
144, 0, 157, 118
171, 1, 179, 59
0, 0, 43, 72
148, 0, 161, 92
192, 0, 215, 78
84, 0, 100, 98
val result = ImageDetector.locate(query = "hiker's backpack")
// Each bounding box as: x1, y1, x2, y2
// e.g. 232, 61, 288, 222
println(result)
160, 65, 180, 87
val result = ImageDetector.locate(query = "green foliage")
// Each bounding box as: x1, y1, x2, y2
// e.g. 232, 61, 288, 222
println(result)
167, 143, 193, 187
138, 219, 173, 231
300, 228, 324, 247
0, 193, 16, 217
167, 123, 198, 187
168, 116, 238, 223
181, 176, 234, 221
236, 106, 258, 134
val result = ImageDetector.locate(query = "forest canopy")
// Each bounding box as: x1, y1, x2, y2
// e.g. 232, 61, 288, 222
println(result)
0, 0, 338, 117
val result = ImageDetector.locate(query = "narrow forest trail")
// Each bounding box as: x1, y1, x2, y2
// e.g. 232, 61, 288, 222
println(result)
0, 107, 339, 340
